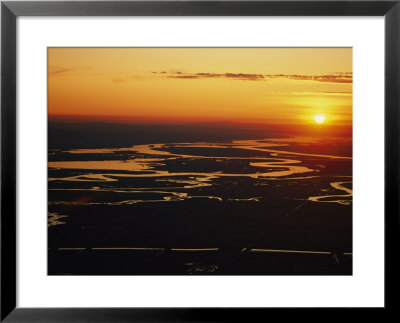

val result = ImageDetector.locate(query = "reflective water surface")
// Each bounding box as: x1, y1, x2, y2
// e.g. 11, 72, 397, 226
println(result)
48, 137, 352, 275
49, 138, 352, 205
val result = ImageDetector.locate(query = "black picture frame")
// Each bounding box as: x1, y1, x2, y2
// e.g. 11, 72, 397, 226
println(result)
1, 0, 399, 321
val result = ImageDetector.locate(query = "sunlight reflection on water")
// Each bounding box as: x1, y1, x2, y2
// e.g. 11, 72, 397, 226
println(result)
48, 138, 352, 206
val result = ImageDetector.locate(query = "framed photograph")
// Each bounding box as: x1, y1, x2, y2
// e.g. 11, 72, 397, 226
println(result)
1, 0, 398, 320
47, 46, 354, 276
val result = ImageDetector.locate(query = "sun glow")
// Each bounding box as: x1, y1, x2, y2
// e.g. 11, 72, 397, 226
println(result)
48, 48, 352, 126
314, 115, 326, 124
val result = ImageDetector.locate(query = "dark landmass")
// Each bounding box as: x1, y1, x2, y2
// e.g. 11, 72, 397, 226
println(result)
48, 121, 352, 149
48, 121, 281, 149
49, 249, 351, 275
270, 141, 352, 157
48, 139, 352, 275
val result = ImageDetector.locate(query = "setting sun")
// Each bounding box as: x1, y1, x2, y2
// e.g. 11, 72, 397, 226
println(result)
314, 115, 326, 124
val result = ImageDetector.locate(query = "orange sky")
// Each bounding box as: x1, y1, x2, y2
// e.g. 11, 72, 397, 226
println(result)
48, 48, 352, 125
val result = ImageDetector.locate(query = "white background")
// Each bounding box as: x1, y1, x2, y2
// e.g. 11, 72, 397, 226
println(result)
17, 17, 384, 307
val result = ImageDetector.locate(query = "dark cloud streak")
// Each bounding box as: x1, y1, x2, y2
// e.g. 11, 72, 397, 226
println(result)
156, 71, 352, 83
48, 67, 77, 76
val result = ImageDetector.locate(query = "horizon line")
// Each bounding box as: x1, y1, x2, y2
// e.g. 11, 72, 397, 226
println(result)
48, 114, 352, 126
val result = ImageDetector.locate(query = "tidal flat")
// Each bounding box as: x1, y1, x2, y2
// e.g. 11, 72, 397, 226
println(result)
48, 137, 352, 275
